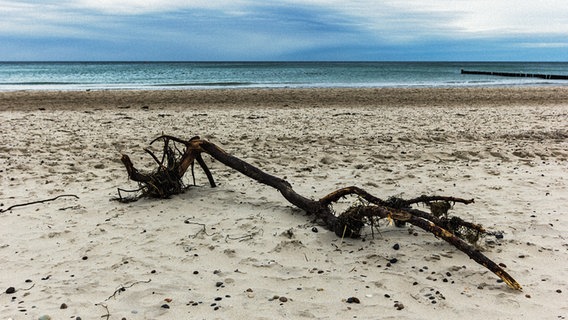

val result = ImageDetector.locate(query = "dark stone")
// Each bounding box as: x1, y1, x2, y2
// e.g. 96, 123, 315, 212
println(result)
346, 297, 360, 304
5, 287, 16, 294
392, 243, 400, 250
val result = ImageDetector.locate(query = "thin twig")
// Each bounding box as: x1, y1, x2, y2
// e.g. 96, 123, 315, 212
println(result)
22, 283, 35, 291
225, 229, 264, 242
95, 303, 110, 320
184, 220, 211, 238
0, 194, 79, 213
105, 279, 152, 301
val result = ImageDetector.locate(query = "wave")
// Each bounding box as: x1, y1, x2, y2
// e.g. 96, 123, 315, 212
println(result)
0, 81, 83, 85
151, 81, 256, 87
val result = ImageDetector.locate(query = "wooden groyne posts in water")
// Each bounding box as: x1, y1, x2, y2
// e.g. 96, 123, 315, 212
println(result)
461, 69, 568, 80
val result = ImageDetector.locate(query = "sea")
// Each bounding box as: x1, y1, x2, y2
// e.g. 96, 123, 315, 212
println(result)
1, 61, 568, 91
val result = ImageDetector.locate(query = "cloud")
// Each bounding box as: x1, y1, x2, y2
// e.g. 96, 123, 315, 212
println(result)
72, 0, 248, 15
519, 41, 568, 49
0, 0, 567, 60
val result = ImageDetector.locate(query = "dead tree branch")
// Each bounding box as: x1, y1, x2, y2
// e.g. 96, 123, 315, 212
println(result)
118, 135, 522, 291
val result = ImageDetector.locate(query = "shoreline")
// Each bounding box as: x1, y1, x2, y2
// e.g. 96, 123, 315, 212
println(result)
2, 86, 568, 111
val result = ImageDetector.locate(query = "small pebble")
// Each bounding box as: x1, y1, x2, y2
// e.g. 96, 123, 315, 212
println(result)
6, 287, 16, 294
60, 303, 68, 309
389, 258, 398, 264
38, 316, 51, 320
193, 271, 199, 275
346, 297, 360, 304
216, 281, 224, 287
394, 302, 405, 310
311, 227, 318, 233
161, 304, 170, 309
214, 297, 222, 301
556, 289, 562, 293
279, 296, 288, 302
392, 243, 400, 250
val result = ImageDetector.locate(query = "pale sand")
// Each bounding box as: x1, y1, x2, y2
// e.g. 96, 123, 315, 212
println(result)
0, 88, 567, 319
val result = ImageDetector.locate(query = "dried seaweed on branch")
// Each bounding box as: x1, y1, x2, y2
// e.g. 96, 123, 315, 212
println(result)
118, 135, 522, 291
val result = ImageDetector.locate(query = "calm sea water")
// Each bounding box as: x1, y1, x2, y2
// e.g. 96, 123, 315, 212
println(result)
1, 61, 568, 91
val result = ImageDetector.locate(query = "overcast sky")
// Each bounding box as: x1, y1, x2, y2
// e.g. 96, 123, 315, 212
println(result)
1, 0, 567, 61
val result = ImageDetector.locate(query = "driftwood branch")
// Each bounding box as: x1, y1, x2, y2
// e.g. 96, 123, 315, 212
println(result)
118, 135, 522, 291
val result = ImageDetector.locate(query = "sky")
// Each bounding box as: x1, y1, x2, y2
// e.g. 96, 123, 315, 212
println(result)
1, 0, 567, 61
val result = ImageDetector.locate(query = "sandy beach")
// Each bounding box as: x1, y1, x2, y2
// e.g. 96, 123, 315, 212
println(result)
1, 87, 567, 319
